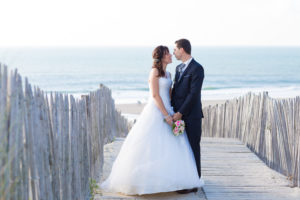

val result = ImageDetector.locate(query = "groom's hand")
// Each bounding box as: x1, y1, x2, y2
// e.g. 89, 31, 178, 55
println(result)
173, 112, 182, 121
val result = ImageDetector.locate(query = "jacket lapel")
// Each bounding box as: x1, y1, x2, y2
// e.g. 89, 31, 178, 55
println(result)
177, 58, 194, 85
175, 68, 180, 83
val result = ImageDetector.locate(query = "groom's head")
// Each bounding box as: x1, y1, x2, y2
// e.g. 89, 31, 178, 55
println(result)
174, 39, 191, 60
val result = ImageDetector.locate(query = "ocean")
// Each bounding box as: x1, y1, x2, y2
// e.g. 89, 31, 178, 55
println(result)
0, 46, 299, 103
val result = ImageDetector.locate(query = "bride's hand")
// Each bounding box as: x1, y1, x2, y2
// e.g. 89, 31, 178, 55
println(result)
164, 115, 173, 126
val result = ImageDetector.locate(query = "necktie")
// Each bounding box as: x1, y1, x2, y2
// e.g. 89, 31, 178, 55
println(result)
178, 63, 186, 81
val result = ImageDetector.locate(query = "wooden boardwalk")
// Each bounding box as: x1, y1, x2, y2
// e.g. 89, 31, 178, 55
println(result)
202, 137, 300, 200
96, 137, 300, 200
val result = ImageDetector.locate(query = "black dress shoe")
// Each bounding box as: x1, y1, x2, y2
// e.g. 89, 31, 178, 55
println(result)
176, 188, 198, 194
176, 189, 189, 194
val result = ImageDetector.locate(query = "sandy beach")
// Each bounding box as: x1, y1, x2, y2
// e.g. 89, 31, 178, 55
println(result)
115, 100, 226, 115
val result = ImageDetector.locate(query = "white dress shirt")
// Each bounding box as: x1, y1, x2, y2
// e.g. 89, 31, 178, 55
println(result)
181, 57, 193, 73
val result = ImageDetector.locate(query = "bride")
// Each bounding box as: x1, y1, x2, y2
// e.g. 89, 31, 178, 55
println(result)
100, 45, 204, 195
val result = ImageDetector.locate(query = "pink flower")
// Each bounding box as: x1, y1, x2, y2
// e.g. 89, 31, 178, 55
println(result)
172, 120, 185, 136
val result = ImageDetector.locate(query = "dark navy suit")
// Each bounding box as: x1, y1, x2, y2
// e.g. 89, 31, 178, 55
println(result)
171, 58, 204, 178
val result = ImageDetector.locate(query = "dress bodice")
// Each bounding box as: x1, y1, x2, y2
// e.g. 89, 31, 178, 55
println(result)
148, 71, 174, 115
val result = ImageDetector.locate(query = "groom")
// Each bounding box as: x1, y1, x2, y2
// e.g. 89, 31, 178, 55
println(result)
171, 39, 204, 194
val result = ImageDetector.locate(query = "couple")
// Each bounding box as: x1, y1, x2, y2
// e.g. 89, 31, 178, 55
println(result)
100, 39, 205, 195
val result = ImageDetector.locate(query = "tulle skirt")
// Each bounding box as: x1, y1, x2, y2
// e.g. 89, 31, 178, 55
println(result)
100, 99, 204, 195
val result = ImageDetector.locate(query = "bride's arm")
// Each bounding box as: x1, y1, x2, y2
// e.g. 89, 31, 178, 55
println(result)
149, 69, 172, 124
169, 72, 172, 99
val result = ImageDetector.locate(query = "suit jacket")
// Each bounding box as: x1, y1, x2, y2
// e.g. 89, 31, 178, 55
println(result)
171, 58, 204, 120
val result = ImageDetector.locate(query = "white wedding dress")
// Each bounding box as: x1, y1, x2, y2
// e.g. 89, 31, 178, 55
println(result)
100, 71, 204, 195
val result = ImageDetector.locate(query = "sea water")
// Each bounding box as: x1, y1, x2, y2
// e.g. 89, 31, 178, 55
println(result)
0, 46, 299, 103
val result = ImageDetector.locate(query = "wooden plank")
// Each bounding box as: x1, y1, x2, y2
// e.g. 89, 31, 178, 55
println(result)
96, 137, 300, 200
202, 92, 300, 187
202, 137, 300, 200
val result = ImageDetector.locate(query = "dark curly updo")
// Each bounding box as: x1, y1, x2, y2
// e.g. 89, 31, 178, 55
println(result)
152, 45, 169, 77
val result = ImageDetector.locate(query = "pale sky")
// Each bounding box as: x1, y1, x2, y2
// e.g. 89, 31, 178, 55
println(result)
0, 0, 300, 46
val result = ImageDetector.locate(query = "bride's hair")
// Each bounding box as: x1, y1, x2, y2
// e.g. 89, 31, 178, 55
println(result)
152, 45, 169, 77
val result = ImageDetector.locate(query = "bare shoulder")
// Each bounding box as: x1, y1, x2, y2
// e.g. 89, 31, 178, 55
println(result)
150, 68, 159, 77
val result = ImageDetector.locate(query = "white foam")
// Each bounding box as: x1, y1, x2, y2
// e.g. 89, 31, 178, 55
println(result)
202, 86, 300, 100
112, 86, 300, 103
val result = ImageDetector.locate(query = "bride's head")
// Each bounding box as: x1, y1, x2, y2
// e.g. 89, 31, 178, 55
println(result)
152, 45, 172, 77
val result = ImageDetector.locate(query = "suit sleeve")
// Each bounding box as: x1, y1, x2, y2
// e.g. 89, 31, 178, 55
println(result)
178, 66, 204, 116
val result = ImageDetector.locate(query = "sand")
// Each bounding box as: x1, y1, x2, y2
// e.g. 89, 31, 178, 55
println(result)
115, 99, 227, 115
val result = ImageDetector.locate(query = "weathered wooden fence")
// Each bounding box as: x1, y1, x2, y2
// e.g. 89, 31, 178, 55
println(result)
202, 92, 300, 187
0, 64, 129, 200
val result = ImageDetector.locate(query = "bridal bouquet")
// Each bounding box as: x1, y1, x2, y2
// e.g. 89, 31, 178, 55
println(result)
172, 120, 185, 136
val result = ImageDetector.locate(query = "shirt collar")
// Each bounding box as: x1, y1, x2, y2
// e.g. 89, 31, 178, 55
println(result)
183, 57, 193, 68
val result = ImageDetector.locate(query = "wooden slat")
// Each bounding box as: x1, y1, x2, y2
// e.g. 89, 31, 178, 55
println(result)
0, 65, 130, 199
202, 137, 300, 200
203, 92, 300, 187
96, 137, 300, 200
